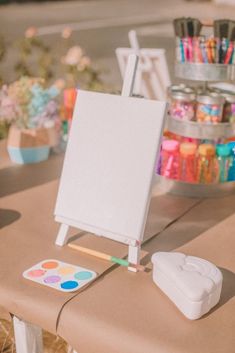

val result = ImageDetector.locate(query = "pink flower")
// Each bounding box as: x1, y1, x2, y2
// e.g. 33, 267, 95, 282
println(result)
0, 86, 20, 123
62, 27, 72, 39
25, 27, 37, 38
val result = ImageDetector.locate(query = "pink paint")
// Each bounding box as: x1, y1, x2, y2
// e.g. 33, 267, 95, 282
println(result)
27, 269, 46, 278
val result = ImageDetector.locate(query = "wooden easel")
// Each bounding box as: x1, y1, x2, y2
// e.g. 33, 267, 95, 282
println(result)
55, 54, 141, 272
116, 30, 171, 100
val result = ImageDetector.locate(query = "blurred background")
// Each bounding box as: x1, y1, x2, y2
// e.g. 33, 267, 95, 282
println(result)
0, 0, 235, 92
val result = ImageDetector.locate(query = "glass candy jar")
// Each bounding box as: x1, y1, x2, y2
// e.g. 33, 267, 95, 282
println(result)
228, 141, 235, 181
216, 144, 231, 183
179, 142, 197, 183
222, 93, 235, 123
169, 90, 196, 121
160, 140, 180, 180
196, 144, 216, 184
196, 94, 225, 123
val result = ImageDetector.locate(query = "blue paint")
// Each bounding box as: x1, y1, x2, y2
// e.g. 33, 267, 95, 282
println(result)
7, 146, 50, 164
60, 280, 79, 290
74, 271, 93, 280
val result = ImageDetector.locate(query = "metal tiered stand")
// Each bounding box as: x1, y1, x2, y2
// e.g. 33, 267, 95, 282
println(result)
156, 62, 235, 197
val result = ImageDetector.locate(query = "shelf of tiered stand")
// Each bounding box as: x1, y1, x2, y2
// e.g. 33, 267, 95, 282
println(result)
175, 62, 235, 81
167, 115, 235, 140
155, 174, 235, 198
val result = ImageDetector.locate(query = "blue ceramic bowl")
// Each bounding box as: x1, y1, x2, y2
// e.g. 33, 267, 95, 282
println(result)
8, 146, 50, 164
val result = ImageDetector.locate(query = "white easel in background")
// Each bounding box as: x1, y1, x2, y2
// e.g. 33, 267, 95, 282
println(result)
116, 30, 171, 100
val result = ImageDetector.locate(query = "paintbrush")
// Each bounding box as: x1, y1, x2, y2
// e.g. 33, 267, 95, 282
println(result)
68, 243, 146, 272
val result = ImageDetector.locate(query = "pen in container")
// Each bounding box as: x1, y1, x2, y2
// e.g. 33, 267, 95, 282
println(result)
224, 40, 234, 64
200, 37, 208, 63
206, 38, 213, 64
193, 37, 202, 63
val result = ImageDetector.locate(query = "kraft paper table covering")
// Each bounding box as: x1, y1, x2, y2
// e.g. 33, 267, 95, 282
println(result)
0, 182, 197, 333
0, 140, 12, 170
0, 144, 199, 333
57, 195, 235, 353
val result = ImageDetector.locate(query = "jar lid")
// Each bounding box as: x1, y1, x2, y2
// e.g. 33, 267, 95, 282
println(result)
222, 93, 235, 103
197, 94, 225, 105
162, 140, 179, 152
180, 142, 197, 156
171, 90, 196, 101
209, 87, 222, 94
198, 144, 215, 157
228, 141, 235, 149
228, 141, 235, 153
170, 84, 186, 91
216, 144, 231, 157
183, 87, 195, 94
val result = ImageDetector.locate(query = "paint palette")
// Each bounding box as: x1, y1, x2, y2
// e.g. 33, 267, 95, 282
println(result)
23, 259, 97, 292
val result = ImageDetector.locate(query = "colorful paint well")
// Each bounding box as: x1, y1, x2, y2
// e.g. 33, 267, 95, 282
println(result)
58, 266, 75, 275
44, 275, 61, 284
27, 269, 46, 277
61, 280, 79, 290
42, 261, 59, 269
23, 259, 97, 293
74, 271, 93, 280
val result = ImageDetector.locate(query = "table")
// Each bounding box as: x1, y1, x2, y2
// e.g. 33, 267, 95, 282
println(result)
57, 198, 235, 353
0, 140, 235, 353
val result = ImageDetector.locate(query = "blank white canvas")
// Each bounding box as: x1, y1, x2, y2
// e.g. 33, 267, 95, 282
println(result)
55, 90, 166, 245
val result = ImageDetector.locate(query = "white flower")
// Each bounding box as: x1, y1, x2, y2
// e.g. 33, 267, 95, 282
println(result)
64, 46, 83, 66
77, 56, 91, 71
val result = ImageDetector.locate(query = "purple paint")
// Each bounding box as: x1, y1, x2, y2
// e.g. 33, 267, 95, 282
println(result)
44, 275, 61, 284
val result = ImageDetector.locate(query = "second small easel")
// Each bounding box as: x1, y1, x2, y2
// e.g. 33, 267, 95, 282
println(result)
116, 30, 171, 100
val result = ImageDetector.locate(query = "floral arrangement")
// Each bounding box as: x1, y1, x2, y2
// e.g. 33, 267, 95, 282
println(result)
0, 26, 107, 139
0, 76, 62, 135
61, 29, 104, 91
63, 46, 103, 91
15, 27, 53, 82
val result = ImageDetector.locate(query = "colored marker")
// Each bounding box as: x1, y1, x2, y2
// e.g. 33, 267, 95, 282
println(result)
224, 41, 234, 64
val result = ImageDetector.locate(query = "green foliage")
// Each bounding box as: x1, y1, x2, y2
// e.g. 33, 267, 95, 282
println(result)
14, 36, 54, 81
0, 35, 6, 85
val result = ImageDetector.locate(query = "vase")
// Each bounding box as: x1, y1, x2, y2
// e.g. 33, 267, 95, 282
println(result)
7, 125, 50, 164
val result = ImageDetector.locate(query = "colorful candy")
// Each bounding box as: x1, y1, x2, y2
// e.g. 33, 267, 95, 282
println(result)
216, 144, 231, 182
196, 144, 216, 183
228, 142, 235, 181
179, 142, 197, 183
169, 90, 195, 121
158, 139, 235, 184
160, 140, 180, 180
196, 94, 225, 123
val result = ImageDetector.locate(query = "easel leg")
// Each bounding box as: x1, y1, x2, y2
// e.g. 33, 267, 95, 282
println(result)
128, 244, 140, 272
13, 316, 43, 353
55, 223, 70, 246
